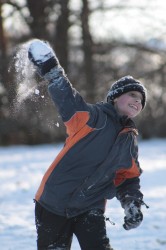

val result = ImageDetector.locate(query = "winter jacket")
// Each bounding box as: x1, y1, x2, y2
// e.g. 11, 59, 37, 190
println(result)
35, 76, 143, 218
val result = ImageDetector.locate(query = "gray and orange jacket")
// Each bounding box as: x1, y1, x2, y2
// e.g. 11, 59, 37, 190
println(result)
35, 75, 143, 218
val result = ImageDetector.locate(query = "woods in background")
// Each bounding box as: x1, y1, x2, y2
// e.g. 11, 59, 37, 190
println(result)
0, 0, 166, 145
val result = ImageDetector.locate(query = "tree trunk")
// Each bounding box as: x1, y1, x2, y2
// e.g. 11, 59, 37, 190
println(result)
81, 0, 96, 102
26, 0, 49, 39
0, 1, 7, 80
54, 0, 70, 72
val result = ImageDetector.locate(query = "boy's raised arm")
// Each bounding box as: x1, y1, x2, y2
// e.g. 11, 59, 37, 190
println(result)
28, 39, 91, 133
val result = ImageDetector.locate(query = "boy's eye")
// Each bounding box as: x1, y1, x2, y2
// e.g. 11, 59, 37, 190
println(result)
129, 92, 143, 101
129, 93, 136, 97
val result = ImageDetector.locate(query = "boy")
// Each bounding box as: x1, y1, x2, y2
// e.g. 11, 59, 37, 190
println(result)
28, 40, 148, 250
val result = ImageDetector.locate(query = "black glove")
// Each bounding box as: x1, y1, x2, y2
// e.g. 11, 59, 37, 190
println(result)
123, 200, 143, 230
28, 40, 59, 77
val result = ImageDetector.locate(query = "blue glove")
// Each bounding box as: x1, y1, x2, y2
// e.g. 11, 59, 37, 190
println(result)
123, 200, 143, 230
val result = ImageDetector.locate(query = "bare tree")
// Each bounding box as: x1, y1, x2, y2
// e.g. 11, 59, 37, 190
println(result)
54, 0, 70, 72
26, 0, 51, 39
80, 0, 96, 102
0, 0, 166, 144
0, 0, 7, 81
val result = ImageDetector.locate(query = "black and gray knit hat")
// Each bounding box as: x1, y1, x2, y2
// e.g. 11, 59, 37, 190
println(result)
107, 75, 147, 109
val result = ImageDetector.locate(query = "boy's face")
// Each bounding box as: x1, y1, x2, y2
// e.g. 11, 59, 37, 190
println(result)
113, 91, 143, 118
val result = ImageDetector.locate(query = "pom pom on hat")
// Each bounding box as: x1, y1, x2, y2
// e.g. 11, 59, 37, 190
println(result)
107, 76, 147, 109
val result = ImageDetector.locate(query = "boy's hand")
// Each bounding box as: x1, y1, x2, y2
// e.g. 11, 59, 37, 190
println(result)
123, 200, 143, 230
28, 39, 59, 77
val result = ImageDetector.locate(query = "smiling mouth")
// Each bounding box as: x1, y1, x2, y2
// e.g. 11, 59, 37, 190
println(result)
129, 104, 138, 111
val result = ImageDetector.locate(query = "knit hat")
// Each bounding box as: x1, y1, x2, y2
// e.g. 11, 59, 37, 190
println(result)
107, 75, 147, 109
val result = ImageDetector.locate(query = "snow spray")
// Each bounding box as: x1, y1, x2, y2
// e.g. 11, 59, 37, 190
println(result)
13, 40, 44, 108
12, 39, 60, 129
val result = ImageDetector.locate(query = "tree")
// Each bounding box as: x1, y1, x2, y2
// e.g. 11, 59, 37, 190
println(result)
26, 0, 50, 39
54, 0, 70, 72
80, 0, 96, 102
1, 0, 166, 144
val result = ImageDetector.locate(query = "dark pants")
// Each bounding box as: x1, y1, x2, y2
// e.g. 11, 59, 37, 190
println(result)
35, 202, 113, 250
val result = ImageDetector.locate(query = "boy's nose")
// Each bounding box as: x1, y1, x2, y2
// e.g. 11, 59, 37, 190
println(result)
135, 98, 142, 104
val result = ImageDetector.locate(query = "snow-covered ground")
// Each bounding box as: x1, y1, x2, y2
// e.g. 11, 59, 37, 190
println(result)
0, 139, 166, 250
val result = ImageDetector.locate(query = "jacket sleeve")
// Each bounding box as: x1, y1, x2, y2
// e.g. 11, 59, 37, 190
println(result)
47, 73, 99, 137
114, 130, 144, 207
115, 177, 143, 208
48, 75, 89, 121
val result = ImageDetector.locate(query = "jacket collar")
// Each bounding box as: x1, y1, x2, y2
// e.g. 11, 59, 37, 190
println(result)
96, 102, 137, 129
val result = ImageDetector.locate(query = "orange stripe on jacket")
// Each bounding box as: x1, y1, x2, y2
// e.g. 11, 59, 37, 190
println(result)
114, 158, 141, 187
35, 111, 94, 201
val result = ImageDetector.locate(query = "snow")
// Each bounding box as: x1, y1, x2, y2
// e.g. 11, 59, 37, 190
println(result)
0, 139, 166, 250
34, 89, 40, 95
13, 39, 60, 107
14, 42, 38, 105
